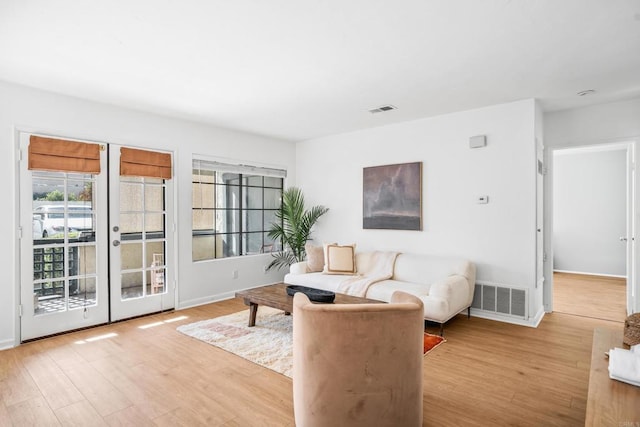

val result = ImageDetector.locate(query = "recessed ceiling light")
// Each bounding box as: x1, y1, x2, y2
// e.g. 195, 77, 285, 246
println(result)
368, 104, 397, 114
577, 89, 596, 96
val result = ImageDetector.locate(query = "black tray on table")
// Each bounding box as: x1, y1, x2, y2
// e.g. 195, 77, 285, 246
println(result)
286, 285, 336, 303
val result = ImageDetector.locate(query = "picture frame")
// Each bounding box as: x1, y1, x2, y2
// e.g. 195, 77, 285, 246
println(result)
362, 161, 422, 230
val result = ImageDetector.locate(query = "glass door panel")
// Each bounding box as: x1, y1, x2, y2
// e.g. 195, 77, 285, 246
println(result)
31, 174, 99, 313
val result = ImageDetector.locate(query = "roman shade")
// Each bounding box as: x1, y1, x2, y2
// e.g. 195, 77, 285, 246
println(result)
192, 159, 287, 178
28, 135, 101, 174
120, 147, 172, 179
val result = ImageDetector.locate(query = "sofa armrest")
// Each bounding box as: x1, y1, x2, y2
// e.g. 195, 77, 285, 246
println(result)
290, 261, 309, 275
429, 275, 472, 310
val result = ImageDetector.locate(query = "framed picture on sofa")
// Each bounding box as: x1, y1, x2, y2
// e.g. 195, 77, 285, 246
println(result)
363, 161, 422, 230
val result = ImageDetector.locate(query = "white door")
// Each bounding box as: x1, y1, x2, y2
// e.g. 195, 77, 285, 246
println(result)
536, 142, 545, 291
108, 145, 174, 321
625, 144, 636, 315
20, 135, 174, 340
19, 133, 109, 340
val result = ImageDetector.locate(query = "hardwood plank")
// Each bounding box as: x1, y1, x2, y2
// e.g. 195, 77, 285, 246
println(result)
0, 400, 10, 427
45, 342, 90, 372
553, 272, 627, 322
0, 351, 42, 407
103, 406, 155, 427
0, 294, 631, 426
54, 400, 108, 427
130, 365, 237, 426
22, 353, 84, 410
63, 362, 132, 417
89, 357, 177, 420
6, 396, 60, 426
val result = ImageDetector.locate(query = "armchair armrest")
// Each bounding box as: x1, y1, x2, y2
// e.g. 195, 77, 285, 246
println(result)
290, 261, 310, 275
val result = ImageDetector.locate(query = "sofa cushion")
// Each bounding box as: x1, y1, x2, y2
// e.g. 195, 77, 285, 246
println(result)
323, 243, 356, 275
305, 243, 325, 272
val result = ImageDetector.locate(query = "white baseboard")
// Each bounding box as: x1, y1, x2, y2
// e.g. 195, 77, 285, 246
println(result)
0, 338, 16, 351
177, 282, 280, 310
470, 307, 545, 328
553, 269, 626, 279
177, 292, 237, 310
531, 305, 546, 327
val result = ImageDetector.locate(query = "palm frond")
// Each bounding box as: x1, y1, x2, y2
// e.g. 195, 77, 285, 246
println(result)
265, 187, 329, 270
267, 251, 299, 271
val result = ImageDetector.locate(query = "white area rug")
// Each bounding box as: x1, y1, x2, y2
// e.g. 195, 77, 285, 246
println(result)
177, 307, 294, 377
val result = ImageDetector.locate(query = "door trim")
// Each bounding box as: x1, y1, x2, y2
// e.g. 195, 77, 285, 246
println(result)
544, 139, 638, 316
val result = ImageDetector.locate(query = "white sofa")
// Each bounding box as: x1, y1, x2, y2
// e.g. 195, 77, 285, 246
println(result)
284, 252, 476, 334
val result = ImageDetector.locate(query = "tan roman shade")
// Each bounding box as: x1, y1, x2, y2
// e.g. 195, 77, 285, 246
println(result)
120, 147, 172, 179
28, 135, 101, 174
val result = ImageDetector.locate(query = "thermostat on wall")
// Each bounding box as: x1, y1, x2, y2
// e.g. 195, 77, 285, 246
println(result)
477, 195, 489, 204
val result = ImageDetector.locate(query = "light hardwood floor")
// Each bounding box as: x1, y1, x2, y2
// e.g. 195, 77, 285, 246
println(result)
553, 272, 627, 322
0, 295, 626, 426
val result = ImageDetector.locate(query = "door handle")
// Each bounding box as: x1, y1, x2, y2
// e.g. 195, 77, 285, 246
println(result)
620, 237, 628, 242
113, 240, 120, 247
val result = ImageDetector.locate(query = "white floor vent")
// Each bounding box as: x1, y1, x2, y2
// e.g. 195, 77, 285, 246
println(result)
472, 282, 527, 319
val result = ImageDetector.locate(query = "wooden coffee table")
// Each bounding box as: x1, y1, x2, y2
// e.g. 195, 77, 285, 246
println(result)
235, 282, 383, 327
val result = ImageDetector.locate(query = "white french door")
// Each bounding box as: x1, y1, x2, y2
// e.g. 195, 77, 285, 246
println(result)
19, 134, 109, 340
19, 134, 174, 340
109, 145, 174, 321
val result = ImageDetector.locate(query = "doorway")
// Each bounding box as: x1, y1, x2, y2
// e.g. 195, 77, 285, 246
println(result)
18, 133, 174, 341
550, 142, 633, 321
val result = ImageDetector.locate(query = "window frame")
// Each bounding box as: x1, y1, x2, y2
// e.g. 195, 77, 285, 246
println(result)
192, 159, 286, 262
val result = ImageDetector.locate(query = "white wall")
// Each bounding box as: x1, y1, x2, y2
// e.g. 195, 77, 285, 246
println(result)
545, 98, 640, 146
0, 80, 296, 348
544, 96, 640, 314
553, 148, 626, 276
297, 99, 542, 324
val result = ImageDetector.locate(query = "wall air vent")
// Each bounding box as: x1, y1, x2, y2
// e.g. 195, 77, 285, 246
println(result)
471, 282, 528, 319
368, 104, 397, 114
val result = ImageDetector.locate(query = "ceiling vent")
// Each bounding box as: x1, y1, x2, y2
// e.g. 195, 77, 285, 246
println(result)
368, 104, 397, 114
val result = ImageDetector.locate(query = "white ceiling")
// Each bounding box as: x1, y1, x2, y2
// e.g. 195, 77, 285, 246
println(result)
1, 0, 639, 142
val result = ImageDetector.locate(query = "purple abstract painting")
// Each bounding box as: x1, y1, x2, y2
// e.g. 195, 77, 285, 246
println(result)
363, 162, 422, 230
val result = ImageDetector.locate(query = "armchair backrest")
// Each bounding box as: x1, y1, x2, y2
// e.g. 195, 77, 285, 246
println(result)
293, 291, 424, 427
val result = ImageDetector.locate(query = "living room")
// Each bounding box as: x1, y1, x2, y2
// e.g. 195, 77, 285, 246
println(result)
1, 1, 640, 425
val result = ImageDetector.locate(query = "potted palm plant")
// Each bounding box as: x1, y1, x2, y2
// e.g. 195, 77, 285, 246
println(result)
267, 187, 329, 271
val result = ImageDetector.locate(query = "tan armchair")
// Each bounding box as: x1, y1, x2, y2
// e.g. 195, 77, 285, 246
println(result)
292, 291, 424, 427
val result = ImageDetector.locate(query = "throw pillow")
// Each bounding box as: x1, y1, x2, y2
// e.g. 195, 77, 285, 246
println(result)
323, 243, 357, 275
305, 243, 325, 272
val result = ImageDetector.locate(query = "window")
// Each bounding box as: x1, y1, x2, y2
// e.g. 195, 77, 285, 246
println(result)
192, 159, 285, 261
